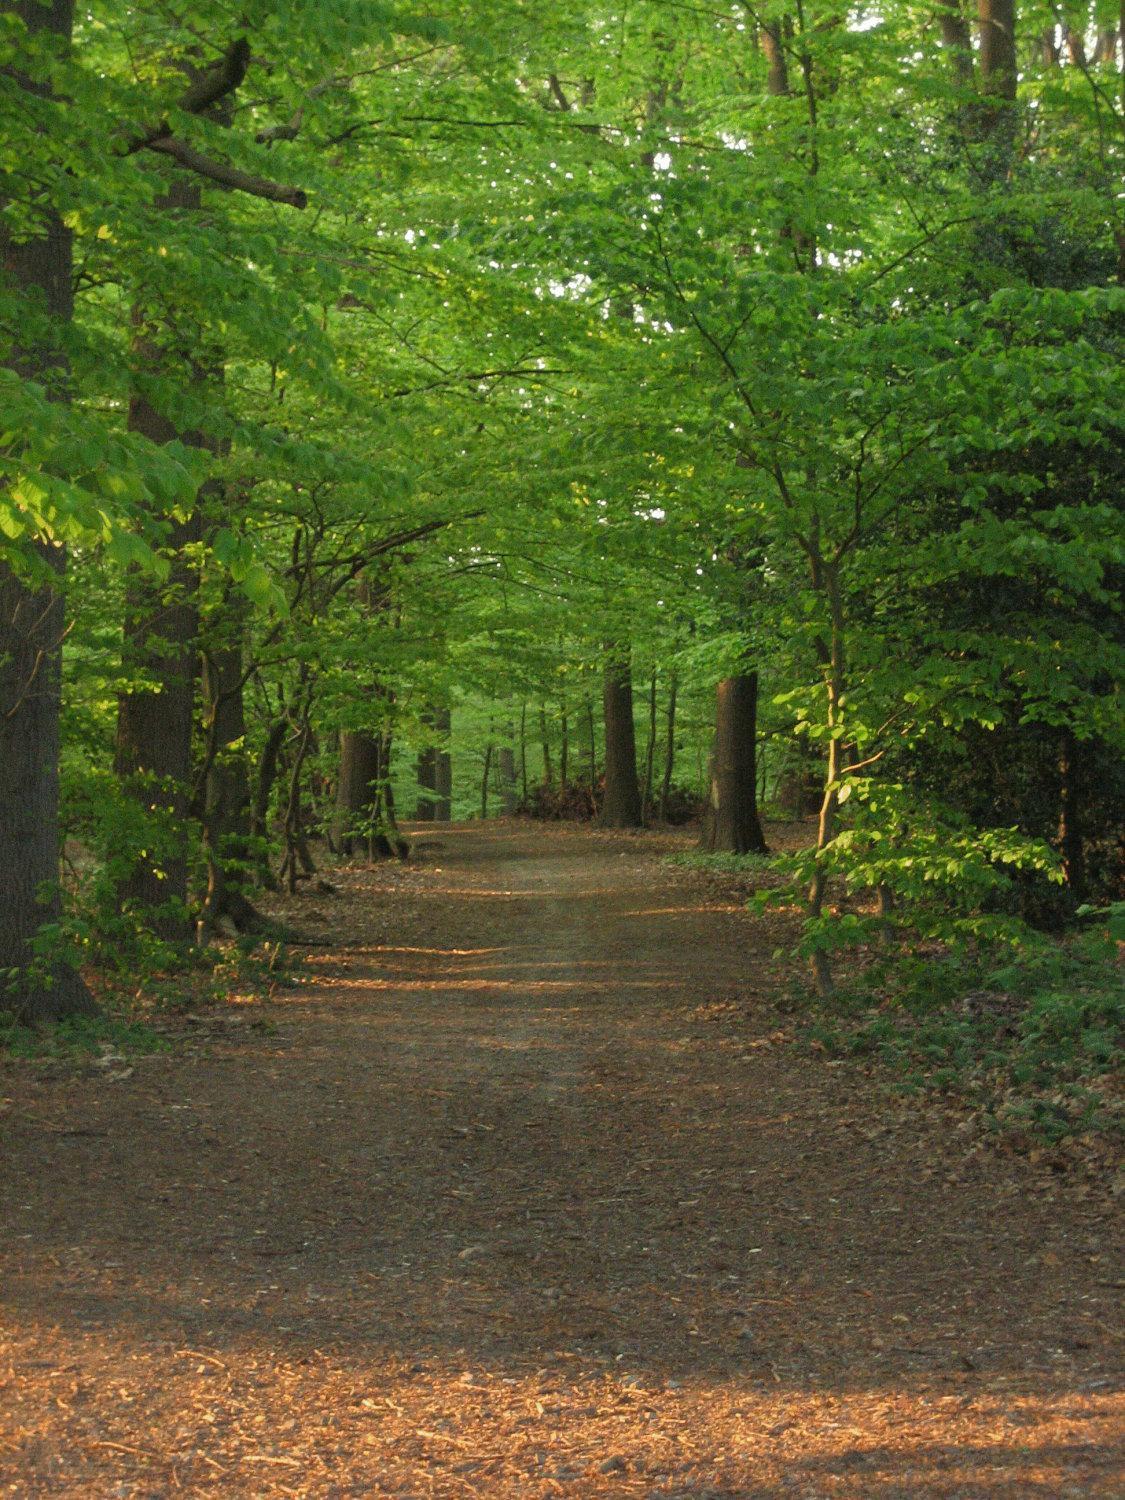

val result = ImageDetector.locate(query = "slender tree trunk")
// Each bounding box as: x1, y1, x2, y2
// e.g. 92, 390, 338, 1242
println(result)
480, 742, 493, 820
807, 562, 846, 998
600, 647, 643, 828
641, 672, 658, 819
658, 673, 678, 822
586, 694, 598, 788
559, 698, 569, 787
433, 705, 452, 821
499, 744, 518, 815
519, 701, 528, 802
1057, 729, 1087, 903
0, 0, 93, 1019
699, 672, 769, 855
197, 623, 266, 934
539, 704, 553, 787
251, 714, 287, 880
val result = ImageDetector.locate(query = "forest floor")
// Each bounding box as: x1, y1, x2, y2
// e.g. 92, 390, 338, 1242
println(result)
1, 821, 1122, 1498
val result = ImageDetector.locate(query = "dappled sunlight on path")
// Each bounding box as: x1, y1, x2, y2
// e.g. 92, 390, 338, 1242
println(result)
2, 824, 1121, 1496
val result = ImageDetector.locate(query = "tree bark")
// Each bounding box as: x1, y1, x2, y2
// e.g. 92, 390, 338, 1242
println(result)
641, 672, 658, 818
416, 736, 437, 820
336, 727, 404, 858
197, 618, 267, 935
480, 741, 493, 819
113, 175, 210, 939
539, 704, 553, 787
600, 647, 643, 828
0, 0, 94, 1019
698, 673, 769, 855
498, 744, 518, 815
938, 0, 975, 85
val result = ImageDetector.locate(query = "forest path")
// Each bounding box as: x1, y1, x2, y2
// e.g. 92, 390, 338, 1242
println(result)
1, 822, 1121, 1497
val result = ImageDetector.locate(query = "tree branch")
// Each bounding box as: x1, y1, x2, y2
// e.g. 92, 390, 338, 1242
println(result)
129, 37, 252, 152
144, 136, 307, 207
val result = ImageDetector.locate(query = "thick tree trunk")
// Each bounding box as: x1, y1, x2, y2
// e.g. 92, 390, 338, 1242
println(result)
114, 506, 201, 937
114, 176, 209, 939
416, 741, 437, 820
600, 648, 643, 828
938, 0, 975, 84
978, 0, 1017, 93
0, 0, 94, 1020
698, 673, 769, 855
336, 728, 405, 859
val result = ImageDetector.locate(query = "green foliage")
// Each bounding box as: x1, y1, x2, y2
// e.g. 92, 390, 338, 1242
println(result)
0, 1009, 169, 1063
804, 933, 1123, 1141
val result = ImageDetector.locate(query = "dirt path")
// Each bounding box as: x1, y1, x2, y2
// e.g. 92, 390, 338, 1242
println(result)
2, 823, 1121, 1497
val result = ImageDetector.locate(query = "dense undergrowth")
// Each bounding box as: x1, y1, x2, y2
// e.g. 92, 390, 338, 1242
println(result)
0, 938, 289, 1065
673, 848, 1123, 1143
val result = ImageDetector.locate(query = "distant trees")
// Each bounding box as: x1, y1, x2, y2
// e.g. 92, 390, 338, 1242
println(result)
0, 0, 1119, 1015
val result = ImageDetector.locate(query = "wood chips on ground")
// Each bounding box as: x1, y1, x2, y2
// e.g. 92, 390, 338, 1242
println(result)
1, 822, 1121, 1497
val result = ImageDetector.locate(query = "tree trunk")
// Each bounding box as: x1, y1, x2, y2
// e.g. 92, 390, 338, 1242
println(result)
336, 728, 404, 858
586, 694, 598, 788
698, 673, 769, 855
416, 740, 437, 820
807, 561, 847, 998
198, 622, 266, 935
434, 705, 452, 821
114, 507, 201, 937
113, 175, 210, 939
499, 745, 518, 815
519, 701, 528, 802
0, 0, 94, 1020
539, 704, 553, 787
480, 742, 493, 819
658, 673, 678, 822
938, 0, 975, 84
417, 747, 438, 822
600, 648, 643, 828
251, 714, 287, 880
641, 671, 658, 819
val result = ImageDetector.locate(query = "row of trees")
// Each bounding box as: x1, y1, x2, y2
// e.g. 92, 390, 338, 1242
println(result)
2, 0, 1121, 1017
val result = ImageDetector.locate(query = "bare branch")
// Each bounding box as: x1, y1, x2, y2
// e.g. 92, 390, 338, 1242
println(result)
144, 136, 307, 207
